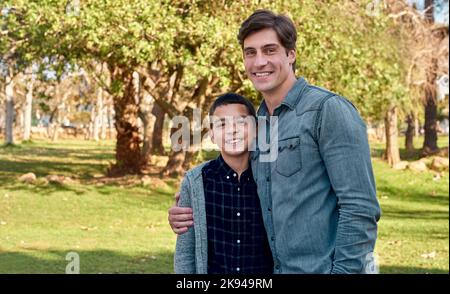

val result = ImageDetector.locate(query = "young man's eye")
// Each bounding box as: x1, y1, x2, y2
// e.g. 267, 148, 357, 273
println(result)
236, 118, 247, 126
213, 121, 225, 128
245, 50, 256, 57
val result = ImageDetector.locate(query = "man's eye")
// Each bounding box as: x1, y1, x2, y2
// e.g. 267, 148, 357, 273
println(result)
266, 48, 276, 54
245, 51, 256, 57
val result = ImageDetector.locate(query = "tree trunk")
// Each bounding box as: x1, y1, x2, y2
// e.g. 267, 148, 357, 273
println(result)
52, 120, 60, 142
162, 149, 185, 177
89, 105, 96, 140
422, 96, 439, 155
405, 113, 415, 156
151, 103, 166, 155
161, 77, 210, 177
162, 106, 198, 177
0, 107, 4, 135
424, 0, 434, 22
183, 150, 199, 170
5, 73, 14, 145
100, 98, 108, 140
23, 69, 34, 141
108, 103, 114, 139
107, 69, 145, 176
162, 116, 185, 178
92, 87, 103, 141
384, 106, 401, 166
414, 117, 420, 137
138, 108, 153, 163
422, 58, 439, 155
50, 85, 65, 142
160, 116, 184, 177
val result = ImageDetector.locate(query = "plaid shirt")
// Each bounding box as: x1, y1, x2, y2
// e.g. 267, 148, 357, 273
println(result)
202, 155, 273, 274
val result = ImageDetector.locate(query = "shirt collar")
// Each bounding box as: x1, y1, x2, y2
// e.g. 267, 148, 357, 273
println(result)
205, 155, 253, 180
256, 77, 308, 116
216, 155, 236, 179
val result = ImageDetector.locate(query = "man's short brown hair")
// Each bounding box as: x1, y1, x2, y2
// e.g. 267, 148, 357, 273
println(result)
238, 9, 297, 72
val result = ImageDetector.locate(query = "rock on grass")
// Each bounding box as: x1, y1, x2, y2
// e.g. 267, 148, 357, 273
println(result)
19, 173, 37, 184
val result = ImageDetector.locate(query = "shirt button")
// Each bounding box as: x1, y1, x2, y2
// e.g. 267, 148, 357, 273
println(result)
237, 187, 240, 192
233, 173, 237, 177
236, 267, 240, 272
237, 212, 241, 216
275, 265, 280, 270
266, 177, 270, 182
237, 240, 241, 244
226, 176, 230, 179
271, 236, 275, 241
268, 208, 272, 212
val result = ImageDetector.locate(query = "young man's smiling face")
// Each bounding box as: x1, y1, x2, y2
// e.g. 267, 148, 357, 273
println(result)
210, 103, 256, 157
243, 28, 296, 96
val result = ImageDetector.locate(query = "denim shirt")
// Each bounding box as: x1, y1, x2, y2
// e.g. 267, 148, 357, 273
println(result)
250, 77, 381, 274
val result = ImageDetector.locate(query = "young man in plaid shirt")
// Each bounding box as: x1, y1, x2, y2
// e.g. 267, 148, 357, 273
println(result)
174, 93, 273, 274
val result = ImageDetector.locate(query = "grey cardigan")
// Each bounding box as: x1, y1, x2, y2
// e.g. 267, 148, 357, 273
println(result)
174, 161, 211, 274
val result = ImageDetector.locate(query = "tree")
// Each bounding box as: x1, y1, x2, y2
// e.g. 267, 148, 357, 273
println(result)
4, 68, 14, 145
422, 0, 439, 154
388, 0, 449, 156
22, 66, 33, 141
405, 112, 416, 155
0, 1, 52, 145
29, 0, 177, 175
1, 0, 418, 174
150, 103, 166, 155
287, 0, 409, 166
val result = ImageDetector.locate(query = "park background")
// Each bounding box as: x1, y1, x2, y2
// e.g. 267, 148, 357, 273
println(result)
0, 0, 448, 273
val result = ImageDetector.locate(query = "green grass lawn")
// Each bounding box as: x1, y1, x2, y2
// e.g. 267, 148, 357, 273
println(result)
0, 137, 448, 273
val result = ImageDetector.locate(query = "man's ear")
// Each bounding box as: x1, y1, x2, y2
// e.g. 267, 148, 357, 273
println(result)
209, 129, 215, 144
288, 49, 296, 65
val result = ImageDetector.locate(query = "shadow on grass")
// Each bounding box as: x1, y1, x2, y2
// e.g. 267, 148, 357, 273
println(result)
1, 250, 447, 274
2, 181, 89, 195
380, 265, 449, 274
377, 184, 449, 206
371, 147, 426, 161
0, 141, 114, 180
0, 249, 175, 274
0, 159, 106, 178
380, 208, 449, 220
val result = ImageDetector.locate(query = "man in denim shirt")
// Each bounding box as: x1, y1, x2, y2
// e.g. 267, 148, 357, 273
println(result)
169, 9, 381, 274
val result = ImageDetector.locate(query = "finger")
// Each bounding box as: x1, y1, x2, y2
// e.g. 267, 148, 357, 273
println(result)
173, 220, 194, 228
173, 227, 189, 235
169, 213, 194, 222
168, 206, 193, 215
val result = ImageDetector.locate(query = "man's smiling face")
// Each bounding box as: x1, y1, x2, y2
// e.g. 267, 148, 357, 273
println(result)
243, 28, 296, 95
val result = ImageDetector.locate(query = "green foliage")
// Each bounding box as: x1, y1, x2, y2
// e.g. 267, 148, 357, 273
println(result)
281, 0, 409, 120
1, 0, 411, 121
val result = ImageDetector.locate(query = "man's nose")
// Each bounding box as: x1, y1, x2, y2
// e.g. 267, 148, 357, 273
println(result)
254, 52, 268, 67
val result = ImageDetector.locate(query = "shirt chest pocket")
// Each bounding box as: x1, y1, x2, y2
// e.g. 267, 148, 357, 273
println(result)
275, 137, 302, 177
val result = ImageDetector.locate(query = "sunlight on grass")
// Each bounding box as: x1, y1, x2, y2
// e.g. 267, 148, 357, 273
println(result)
0, 138, 448, 273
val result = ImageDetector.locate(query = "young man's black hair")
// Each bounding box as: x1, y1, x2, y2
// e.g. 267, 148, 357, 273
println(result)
209, 93, 256, 119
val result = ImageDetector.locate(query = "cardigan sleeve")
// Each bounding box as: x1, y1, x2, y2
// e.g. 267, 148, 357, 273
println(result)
173, 175, 197, 274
